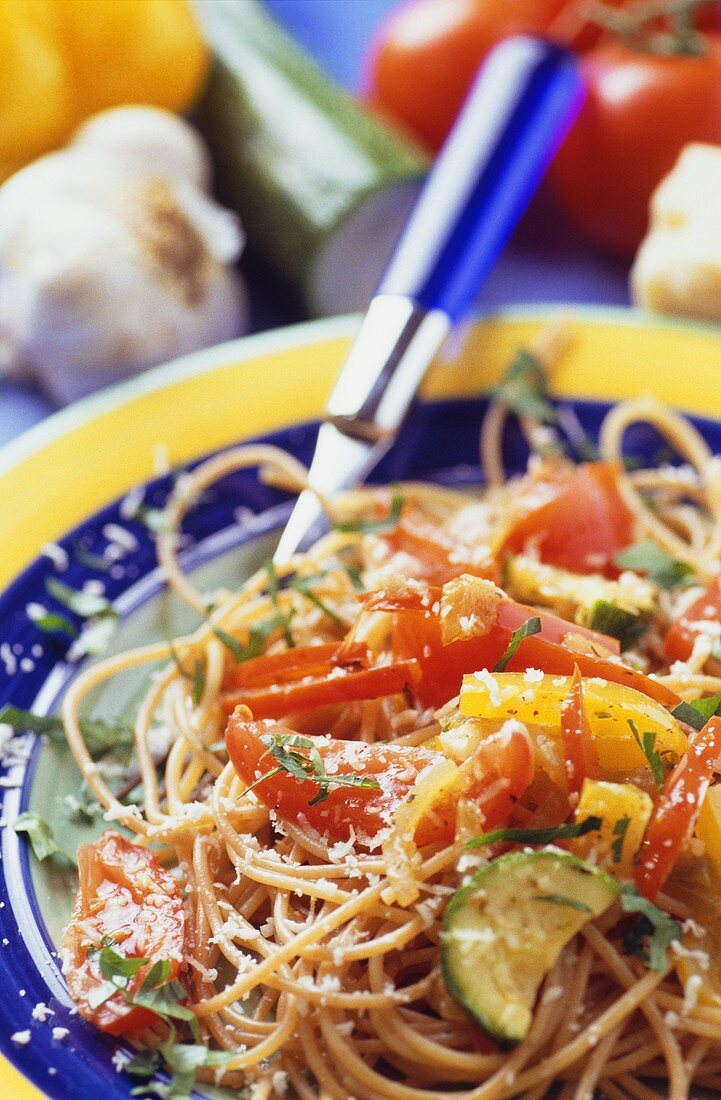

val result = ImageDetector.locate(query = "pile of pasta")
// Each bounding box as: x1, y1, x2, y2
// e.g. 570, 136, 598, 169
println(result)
58, 324, 721, 1100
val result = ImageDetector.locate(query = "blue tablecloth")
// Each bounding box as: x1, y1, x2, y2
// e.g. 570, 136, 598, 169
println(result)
0, 0, 630, 449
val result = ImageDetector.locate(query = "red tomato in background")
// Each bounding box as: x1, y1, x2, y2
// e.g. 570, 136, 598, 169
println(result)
364, 0, 569, 151
550, 35, 721, 256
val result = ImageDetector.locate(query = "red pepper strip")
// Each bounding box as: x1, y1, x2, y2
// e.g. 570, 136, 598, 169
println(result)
381, 504, 500, 586
502, 461, 634, 576
561, 665, 600, 796
225, 714, 446, 845
221, 659, 421, 719
664, 575, 721, 664
223, 642, 369, 692
635, 716, 721, 900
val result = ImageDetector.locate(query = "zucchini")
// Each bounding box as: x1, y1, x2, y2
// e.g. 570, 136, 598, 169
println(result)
441, 849, 619, 1041
195, 0, 428, 315
505, 554, 655, 648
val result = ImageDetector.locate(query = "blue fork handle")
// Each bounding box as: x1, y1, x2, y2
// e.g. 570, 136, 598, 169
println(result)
377, 36, 583, 320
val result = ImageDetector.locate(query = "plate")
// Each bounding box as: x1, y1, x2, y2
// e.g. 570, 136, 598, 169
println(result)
1, 304, 721, 1100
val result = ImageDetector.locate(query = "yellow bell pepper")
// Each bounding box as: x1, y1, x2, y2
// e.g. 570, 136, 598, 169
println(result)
460, 672, 687, 771
0, 0, 208, 181
573, 779, 653, 879
696, 785, 721, 882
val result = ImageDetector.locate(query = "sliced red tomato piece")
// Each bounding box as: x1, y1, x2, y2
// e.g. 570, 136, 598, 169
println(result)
664, 575, 721, 664
503, 462, 633, 575
379, 582, 679, 709
221, 657, 421, 719
225, 714, 446, 844
635, 716, 721, 900
561, 665, 600, 796
381, 503, 499, 586
61, 832, 185, 1038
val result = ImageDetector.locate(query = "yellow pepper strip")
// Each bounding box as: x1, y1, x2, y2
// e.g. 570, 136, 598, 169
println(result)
0, 0, 208, 182
696, 785, 721, 883
460, 672, 687, 771
573, 779, 653, 879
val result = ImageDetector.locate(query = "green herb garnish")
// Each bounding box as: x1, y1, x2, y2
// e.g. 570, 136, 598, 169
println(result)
672, 695, 721, 731
126, 1028, 235, 1099
290, 578, 344, 628
74, 543, 112, 573
0, 704, 133, 759
45, 577, 119, 656
467, 816, 602, 849
612, 817, 631, 864
614, 541, 694, 590
490, 347, 557, 424
169, 645, 205, 707
335, 487, 405, 535
31, 612, 78, 639
620, 884, 682, 973
628, 719, 665, 789
266, 560, 295, 648
257, 732, 380, 807
493, 616, 542, 673
13, 811, 75, 867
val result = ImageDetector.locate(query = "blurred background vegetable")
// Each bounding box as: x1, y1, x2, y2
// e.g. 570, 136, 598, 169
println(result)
0, 106, 247, 404
195, 0, 428, 316
0, 0, 207, 182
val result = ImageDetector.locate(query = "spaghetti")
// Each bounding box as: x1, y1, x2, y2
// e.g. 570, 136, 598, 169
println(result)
56, 327, 721, 1100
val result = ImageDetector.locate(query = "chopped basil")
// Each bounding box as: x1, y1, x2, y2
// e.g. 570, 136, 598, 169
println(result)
45, 578, 113, 618
588, 600, 647, 651
266, 560, 295, 648
31, 612, 78, 639
334, 487, 405, 534
620, 884, 682, 973
628, 720, 665, 790
467, 816, 602, 849
290, 578, 344, 628
95, 942, 148, 982
13, 812, 75, 867
493, 616, 542, 673
169, 645, 205, 707
533, 894, 592, 913
672, 695, 721, 731
614, 541, 694, 590
611, 817, 631, 864
127, 1031, 236, 1099
131, 978, 197, 1026
0, 704, 133, 759
74, 543, 112, 573
259, 732, 380, 807
74, 613, 120, 658
211, 615, 280, 665
128, 504, 172, 535
490, 347, 557, 424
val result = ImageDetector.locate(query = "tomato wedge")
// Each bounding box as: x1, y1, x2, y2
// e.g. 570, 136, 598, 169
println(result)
225, 713, 446, 845
225, 713, 533, 847
61, 832, 185, 1038
369, 580, 677, 709
502, 462, 633, 575
664, 575, 721, 664
636, 716, 721, 900
560, 665, 600, 796
381, 503, 499, 586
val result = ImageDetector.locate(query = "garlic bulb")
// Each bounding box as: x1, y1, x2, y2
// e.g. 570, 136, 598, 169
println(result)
0, 106, 248, 404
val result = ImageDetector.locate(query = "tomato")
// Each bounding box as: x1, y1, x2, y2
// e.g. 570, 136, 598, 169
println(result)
225, 714, 532, 846
502, 462, 633, 574
61, 832, 185, 1037
220, 640, 421, 718
379, 581, 680, 709
664, 575, 721, 664
226, 714, 447, 844
381, 503, 499, 586
550, 35, 721, 256
364, 0, 569, 152
636, 716, 721, 900
560, 665, 600, 795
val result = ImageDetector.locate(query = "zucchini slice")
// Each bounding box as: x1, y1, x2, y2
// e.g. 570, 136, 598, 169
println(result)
441, 850, 619, 1042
